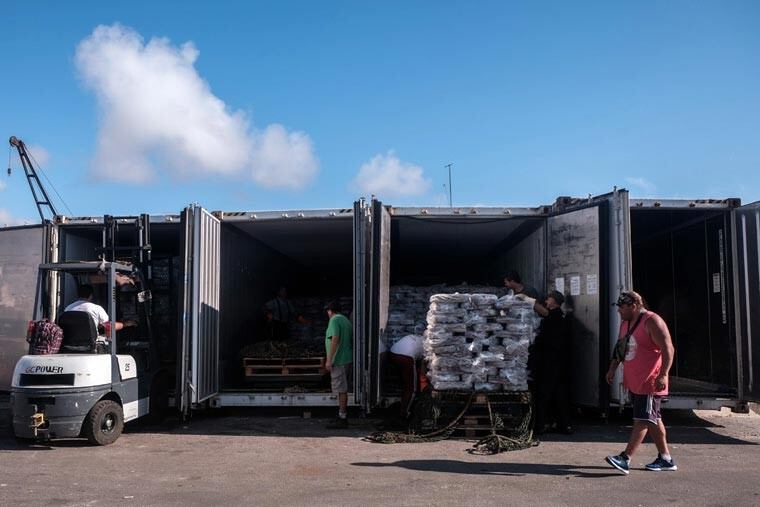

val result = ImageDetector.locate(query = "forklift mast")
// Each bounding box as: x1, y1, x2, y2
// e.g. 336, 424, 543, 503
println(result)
99, 214, 153, 283
97, 214, 155, 345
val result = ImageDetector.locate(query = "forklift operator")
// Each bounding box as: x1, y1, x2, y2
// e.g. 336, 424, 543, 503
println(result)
64, 284, 137, 350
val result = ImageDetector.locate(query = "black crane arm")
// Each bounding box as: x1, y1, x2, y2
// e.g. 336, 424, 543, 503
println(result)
9, 136, 58, 222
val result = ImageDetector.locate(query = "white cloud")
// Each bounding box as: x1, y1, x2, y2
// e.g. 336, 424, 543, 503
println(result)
250, 124, 318, 189
75, 24, 318, 188
352, 152, 431, 198
0, 209, 33, 227
0, 180, 6, 191
625, 177, 656, 193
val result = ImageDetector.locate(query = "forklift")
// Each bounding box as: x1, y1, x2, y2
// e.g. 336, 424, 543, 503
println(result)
9, 215, 170, 445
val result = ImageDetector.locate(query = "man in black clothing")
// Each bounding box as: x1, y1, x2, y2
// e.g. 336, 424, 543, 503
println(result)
263, 287, 309, 341
529, 290, 572, 434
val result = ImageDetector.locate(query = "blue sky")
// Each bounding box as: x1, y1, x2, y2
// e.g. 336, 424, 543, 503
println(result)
1, 1, 759, 225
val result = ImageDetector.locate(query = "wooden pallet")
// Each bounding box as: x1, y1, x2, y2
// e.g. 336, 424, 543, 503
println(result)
431, 391, 531, 404
473, 392, 532, 405
243, 357, 327, 377
429, 390, 531, 438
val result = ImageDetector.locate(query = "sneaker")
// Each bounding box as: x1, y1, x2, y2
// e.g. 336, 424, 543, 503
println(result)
605, 454, 630, 475
645, 455, 677, 471
326, 417, 348, 429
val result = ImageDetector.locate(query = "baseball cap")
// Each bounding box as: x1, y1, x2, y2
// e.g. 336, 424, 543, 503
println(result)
613, 291, 642, 307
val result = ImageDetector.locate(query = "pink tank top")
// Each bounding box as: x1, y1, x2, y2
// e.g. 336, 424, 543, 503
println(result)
621, 311, 668, 395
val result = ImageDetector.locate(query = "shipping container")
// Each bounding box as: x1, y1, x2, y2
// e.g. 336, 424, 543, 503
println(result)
366, 192, 629, 410
35, 203, 369, 414
366, 191, 760, 412
624, 197, 760, 409
181, 202, 370, 412
31, 213, 186, 403
2, 190, 758, 415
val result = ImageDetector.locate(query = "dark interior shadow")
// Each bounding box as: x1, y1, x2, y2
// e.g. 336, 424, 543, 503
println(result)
352, 459, 624, 478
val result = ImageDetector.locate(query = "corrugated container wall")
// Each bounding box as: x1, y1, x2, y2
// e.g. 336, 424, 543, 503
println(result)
0, 226, 44, 390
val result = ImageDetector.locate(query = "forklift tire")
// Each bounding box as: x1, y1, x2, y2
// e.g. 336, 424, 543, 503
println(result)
5, 412, 30, 444
83, 400, 124, 446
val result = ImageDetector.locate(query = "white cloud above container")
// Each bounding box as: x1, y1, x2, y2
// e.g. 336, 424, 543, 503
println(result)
352, 151, 431, 198
75, 24, 319, 190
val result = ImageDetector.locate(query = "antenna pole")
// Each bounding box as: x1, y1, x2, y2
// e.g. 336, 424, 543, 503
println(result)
445, 163, 453, 207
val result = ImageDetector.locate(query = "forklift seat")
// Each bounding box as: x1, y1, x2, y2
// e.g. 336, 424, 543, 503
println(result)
57, 311, 98, 353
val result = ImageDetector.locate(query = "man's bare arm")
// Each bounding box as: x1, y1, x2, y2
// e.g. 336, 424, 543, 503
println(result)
647, 316, 674, 371
326, 335, 341, 371
647, 315, 674, 390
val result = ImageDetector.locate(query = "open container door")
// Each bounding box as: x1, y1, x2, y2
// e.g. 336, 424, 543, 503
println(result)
546, 189, 631, 410
177, 205, 221, 417
365, 199, 391, 412
352, 199, 370, 410
732, 201, 760, 404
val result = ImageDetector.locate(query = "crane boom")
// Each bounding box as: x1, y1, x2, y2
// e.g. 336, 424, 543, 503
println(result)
9, 136, 58, 222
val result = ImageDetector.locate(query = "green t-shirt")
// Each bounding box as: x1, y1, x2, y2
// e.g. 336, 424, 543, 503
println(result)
325, 314, 353, 366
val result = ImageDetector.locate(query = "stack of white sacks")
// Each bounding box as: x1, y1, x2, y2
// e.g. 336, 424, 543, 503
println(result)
386, 285, 506, 348
424, 293, 541, 392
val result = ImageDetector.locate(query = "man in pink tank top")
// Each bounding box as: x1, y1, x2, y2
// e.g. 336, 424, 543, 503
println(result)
604, 291, 677, 475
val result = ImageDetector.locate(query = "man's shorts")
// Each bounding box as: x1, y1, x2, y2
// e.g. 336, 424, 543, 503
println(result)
330, 364, 352, 394
631, 393, 663, 424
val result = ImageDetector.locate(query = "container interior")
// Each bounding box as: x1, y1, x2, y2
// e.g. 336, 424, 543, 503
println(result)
388, 215, 546, 287
630, 208, 736, 395
379, 214, 546, 397
219, 217, 355, 391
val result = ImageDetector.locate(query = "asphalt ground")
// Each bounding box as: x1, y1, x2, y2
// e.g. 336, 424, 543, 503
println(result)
1, 398, 759, 507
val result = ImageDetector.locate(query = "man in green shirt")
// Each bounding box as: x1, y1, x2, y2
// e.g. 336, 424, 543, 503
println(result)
324, 300, 353, 429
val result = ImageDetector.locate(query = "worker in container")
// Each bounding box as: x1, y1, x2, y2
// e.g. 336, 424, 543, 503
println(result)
263, 287, 309, 342
324, 300, 353, 429
504, 270, 548, 316
64, 284, 137, 352
529, 290, 572, 435
388, 333, 427, 424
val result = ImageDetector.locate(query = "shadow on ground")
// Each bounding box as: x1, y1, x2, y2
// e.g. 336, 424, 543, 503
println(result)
351, 459, 624, 478
1, 396, 756, 450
